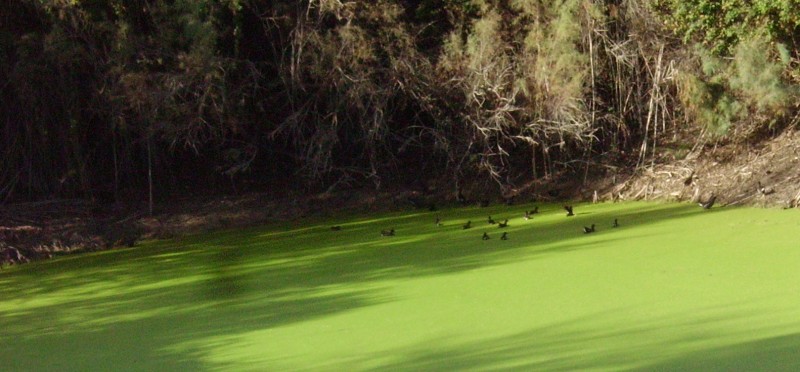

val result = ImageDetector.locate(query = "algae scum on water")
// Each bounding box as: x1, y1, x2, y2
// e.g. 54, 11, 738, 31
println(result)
2, 202, 800, 371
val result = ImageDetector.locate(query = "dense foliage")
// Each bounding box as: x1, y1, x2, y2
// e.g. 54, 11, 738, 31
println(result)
651, 0, 800, 55
1, 0, 798, 203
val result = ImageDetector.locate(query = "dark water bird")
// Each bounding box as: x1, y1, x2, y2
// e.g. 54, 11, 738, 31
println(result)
381, 228, 395, 236
684, 171, 694, 186
498, 219, 509, 228
612, 218, 619, 228
122, 232, 139, 247
564, 205, 575, 217
699, 195, 716, 210
330, 226, 342, 231
757, 181, 774, 196
488, 216, 496, 224
457, 189, 468, 205
1, 247, 29, 268
479, 199, 490, 208
524, 210, 531, 220
463, 221, 472, 229
435, 216, 443, 226
500, 232, 508, 240
531, 206, 539, 214
583, 224, 596, 234
482, 232, 490, 240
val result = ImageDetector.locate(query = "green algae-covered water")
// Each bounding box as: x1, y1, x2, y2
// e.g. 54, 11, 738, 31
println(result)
1, 202, 799, 371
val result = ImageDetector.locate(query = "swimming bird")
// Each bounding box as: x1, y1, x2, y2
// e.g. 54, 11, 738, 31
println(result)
564, 205, 574, 217
381, 228, 395, 236
498, 219, 509, 228
612, 218, 619, 228
583, 224, 596, 234
462, 221, 472, 229
500, 232, 508, 240
330, 226, 342, 231
482, 232, 490, 240
699, 195, 716, 209
488, 216, 496, 224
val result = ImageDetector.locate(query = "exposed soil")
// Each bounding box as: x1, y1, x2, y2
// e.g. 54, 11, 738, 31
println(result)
2, 129, 799, 266
0, 188, 447, 264
611, 129, 800, 208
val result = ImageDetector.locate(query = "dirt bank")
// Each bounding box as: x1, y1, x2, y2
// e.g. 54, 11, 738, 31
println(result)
2, 129, 799, 266
611, 129, 800, 208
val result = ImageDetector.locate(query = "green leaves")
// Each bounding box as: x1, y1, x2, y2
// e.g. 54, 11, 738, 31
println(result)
652, 0, 800, 56
678, 37, 795, 138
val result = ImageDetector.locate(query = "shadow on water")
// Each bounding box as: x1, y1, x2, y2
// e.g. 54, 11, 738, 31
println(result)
361, 311, 800, 372
0, 202, 748, 370
633, 332, 800, 371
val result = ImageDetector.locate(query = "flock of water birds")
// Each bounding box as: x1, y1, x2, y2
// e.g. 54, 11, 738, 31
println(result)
331, 192, 718, 241
329, 202, 616, 241
427, 204, 617, 241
